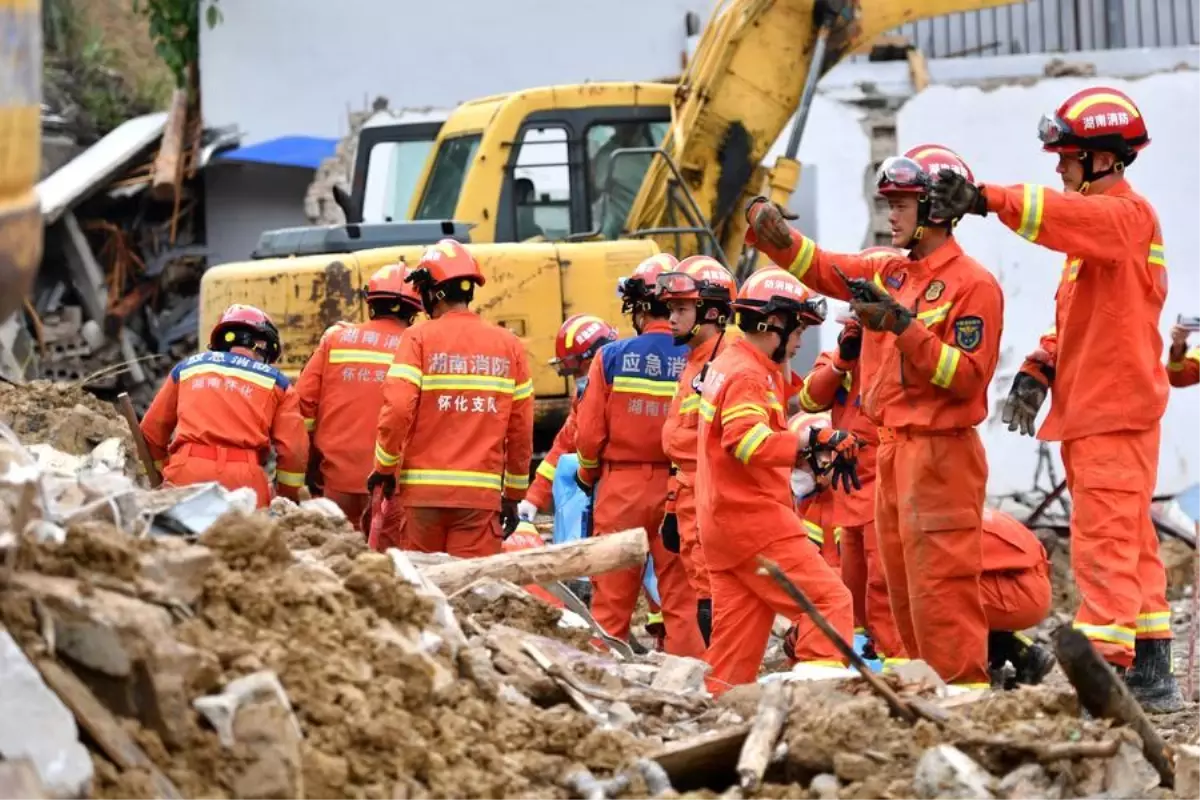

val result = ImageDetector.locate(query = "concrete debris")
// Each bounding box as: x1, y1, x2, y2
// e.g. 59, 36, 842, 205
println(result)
0, 382, 1195, 799
914, 745, 997, 799
1043, 57, 1098, 78
0, 631, 94, 798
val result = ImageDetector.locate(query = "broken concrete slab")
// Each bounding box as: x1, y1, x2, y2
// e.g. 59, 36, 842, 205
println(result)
193, 671, 302, 748
0, 631, 93, 798
1175, 743, 1200, 800
298, 497, 346, 521
137, 539, 214, 605
996, 763, 1053, 799
650, 654, 710, 695
913, 744, 996, 799
809, 773, 840, 800
1102, 736, 1161, 797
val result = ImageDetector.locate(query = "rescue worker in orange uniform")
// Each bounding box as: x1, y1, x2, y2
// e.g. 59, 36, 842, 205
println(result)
518, 315, 618, 519
979, 508, 1055, 688
657, 255, 737, 645
796, 294, 908, 665
141, 304, 308, 508
698, 268, 863, 693
296, 263, 423, 532
1166, 322, 1199, 388
929, 87, 1183, 710
371, 240, 534, 558
746, 143, 1004, 689
788, 412, 840, 567
575, 254, 705, 658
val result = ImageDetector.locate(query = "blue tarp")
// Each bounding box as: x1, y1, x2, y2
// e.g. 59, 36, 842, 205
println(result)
551, 454, 660, 602
217, 135, 338, 170
1176, 482, 1200, 525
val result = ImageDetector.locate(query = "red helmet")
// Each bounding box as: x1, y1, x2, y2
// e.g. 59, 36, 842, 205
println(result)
618, 253, 677, 315
655, 255, 735, 303
877, 144, 974, 197
733, 268, 827, 326
1038, 86, 1149, 160
209, 304, 282, 364
365, 262, 424, 316
408, 239, 485, 288
550, 314, 617, 376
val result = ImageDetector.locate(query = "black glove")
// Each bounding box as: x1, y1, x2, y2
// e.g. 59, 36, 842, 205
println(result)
366, 471, 395, 498
660, 512, 680, 553
745, 196, 798, 250
1002, 371, 1049, 437
930, 168, 988, 220
575, 471, 594, 496
806, 428, 863, 493
848, 282, 912, 335
305, 445, 324, 496
836, 319, 863, 363
500, 499, 519, 537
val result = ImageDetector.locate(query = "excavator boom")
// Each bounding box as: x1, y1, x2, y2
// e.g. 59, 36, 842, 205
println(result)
624, 0, 1018, 265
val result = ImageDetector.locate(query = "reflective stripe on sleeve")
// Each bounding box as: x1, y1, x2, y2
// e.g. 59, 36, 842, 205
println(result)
374, 442, 400, 467
387, 363, 423, 386
931, 343, 961, 389
277, 470, 305, 487
788, 235, 816, 280
1017, 184, 1045, 242
734, 422, 772, 464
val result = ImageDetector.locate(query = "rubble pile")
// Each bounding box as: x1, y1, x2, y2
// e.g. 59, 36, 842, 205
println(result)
0, 385, 1196, 799
0, 381, 132, 455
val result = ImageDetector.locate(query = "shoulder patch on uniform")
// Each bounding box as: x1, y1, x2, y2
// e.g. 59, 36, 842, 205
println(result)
954, 316, 984, 352
885, 271, 906, 290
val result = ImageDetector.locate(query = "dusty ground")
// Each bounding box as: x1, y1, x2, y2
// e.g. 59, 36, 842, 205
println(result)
0, 380, 132, 455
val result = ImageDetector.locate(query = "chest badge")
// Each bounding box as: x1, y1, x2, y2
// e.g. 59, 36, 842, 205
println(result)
925, 280, 946, 302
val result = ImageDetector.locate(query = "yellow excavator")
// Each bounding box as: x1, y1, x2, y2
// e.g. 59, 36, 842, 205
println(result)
0, 0, 42, 326
200, 0, 1014, 440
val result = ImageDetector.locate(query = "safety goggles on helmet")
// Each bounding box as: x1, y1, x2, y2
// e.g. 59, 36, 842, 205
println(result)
654, 271, 699, 297
616, 276, 653, 299
1037, 114, 1072, 147
875, 156, 931, 192
739, 294, 827, 325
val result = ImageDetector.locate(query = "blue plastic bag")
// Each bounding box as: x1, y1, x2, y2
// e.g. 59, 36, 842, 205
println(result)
552, 455, 660, 600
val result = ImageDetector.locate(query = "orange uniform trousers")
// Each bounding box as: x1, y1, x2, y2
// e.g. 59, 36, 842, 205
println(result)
399, 506, 503, 559
876, 428, 990, 687
365, 492, 408, 552
591, 463, 704, 658
839, 519, 907, 662
323, 489, 369, 533
1063, 427, 1170, 667
981, 560, 1052, 632
675, 481, 711, 600
163, 444, 270, 508
706, 534, 853, 694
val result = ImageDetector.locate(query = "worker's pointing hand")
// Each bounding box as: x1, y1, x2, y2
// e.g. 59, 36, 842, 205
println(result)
745, 196, 798, 250
929, 168, 988, 220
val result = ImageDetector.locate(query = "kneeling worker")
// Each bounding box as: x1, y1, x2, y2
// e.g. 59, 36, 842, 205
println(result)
141, 304, 309, 507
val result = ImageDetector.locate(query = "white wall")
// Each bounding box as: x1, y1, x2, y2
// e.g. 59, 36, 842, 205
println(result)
898, 71, 1200, 496
205, 163, 313, 264
200, 0, 707, 145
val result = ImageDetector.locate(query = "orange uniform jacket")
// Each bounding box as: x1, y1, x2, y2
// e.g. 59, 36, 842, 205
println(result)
525, 377, 587, 510
1168, 346, 1200, 387
747, 229, 1004, 431
141, 350, 309, 497
983, 179, 1168, 440
697, 338, 803, 571
575, 320, 689, 485
662, 333, 728, 480
296, 318, 408, 494
373, 310, 534, 509
799, 349, 877, 527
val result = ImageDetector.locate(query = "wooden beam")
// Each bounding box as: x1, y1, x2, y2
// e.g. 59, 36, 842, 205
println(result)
420, 527, 648, 595
151, 89, 189, 202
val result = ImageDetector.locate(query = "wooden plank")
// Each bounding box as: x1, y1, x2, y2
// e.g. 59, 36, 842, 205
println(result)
650, 723, 754, 793
33, 658, 182, 800
151, 89, 189, 201
737, 679, 789, 792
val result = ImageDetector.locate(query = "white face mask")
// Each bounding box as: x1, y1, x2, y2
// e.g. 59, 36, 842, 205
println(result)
790, 468, 816, 500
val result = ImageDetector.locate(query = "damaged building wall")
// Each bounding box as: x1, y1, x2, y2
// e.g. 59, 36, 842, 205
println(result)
204, 163, 312, 265
900, 68, 1200, 497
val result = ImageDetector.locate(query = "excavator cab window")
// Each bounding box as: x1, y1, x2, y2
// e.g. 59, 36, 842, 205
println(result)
414, 134, 482, 221
587, 121, 669, 239
511, 126, 572, 240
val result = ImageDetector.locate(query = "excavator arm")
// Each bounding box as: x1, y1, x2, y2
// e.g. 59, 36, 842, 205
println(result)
623, 0, 1017, 267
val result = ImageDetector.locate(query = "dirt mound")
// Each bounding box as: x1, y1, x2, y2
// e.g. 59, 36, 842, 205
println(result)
0, 380, 131, 455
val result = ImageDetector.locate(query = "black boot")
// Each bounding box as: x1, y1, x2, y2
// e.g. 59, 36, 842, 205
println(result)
988, 631, 1018, 672
1126, 639, 1185, 713
696, 598, 712, 647
1011, 639, 1055, 686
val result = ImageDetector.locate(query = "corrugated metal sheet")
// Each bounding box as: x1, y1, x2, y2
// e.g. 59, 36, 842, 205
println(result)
36, 112, 168, 224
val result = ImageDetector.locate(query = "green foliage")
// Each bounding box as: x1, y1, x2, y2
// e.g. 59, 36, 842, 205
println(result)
130, 0, 222, 87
